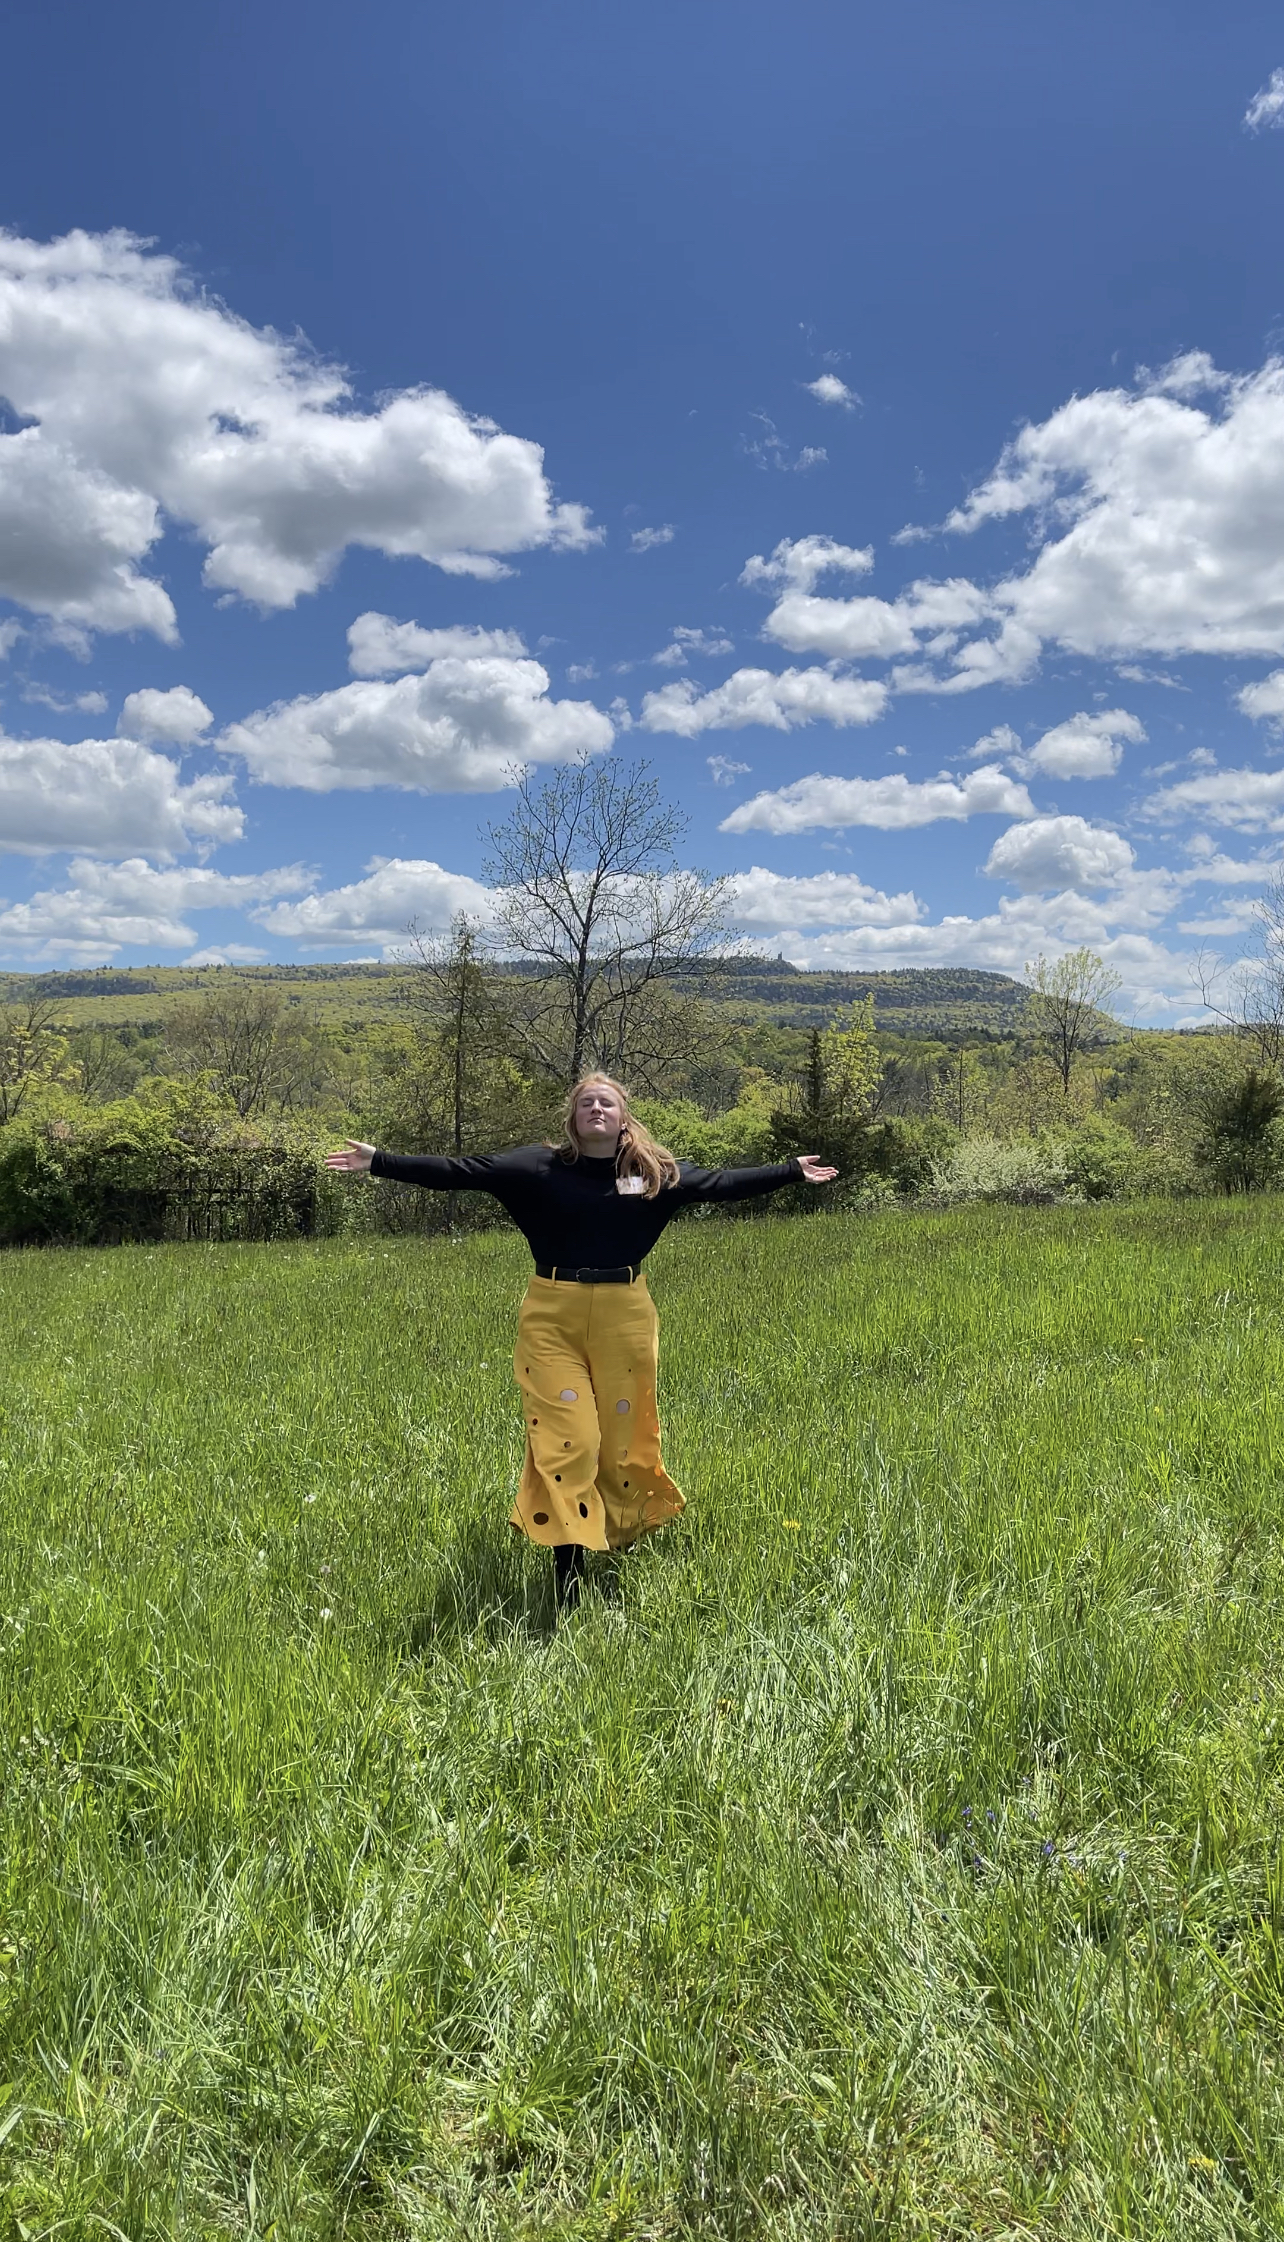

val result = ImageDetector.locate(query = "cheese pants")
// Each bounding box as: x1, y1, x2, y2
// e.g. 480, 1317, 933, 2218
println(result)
509, 1274, 685, 1551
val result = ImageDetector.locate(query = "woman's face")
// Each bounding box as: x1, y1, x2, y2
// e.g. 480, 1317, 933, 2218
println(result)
574, 1083, 624, 1153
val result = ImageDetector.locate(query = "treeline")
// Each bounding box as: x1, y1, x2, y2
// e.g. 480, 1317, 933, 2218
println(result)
2, 759, 1283, 1246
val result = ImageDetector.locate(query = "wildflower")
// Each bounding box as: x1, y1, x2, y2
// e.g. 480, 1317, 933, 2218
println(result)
782, 1519, 801, 1531
320, 1607, 333, 1621
304, 1494, 317, 1506
986, 1809, 996, 1824
962, 1805, 973, 1823
1041, 1840, 1055, 1858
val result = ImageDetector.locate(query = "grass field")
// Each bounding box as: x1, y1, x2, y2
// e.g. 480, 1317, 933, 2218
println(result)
1, 1200, 1283, 2238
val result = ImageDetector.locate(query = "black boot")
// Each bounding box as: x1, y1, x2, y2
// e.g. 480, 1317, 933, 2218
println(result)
553, 1542, 586, 1618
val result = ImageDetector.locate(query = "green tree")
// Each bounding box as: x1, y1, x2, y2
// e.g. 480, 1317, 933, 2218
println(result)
1025, 948, 1122, 1095
819, 995, 881, 1117
1197, 1066, 1284, 1192
165, 981, 325, 1117
0, 997, 69, 1124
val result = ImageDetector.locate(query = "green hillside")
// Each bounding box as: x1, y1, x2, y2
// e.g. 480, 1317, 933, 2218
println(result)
0, 957, 1031, 1041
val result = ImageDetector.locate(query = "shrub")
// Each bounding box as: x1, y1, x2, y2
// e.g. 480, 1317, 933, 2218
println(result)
930, 1135, 1070, 1207
1048, 1115, 1140, 1201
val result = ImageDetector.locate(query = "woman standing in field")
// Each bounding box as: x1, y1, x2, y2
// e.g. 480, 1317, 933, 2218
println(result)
327, 1075, 836, 1613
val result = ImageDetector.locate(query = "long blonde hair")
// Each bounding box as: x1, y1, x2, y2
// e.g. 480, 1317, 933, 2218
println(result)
555, 1072, 680, 1198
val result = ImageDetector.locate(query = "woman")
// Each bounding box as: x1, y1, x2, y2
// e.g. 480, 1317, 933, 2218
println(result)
326, 1075, 836, 1613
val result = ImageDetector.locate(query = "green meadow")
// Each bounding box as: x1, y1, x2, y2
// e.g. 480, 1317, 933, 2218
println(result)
1, 1199, 1283, 2239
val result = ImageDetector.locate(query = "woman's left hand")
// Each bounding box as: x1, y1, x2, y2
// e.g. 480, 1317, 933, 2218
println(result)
797, 1154, 839, 1184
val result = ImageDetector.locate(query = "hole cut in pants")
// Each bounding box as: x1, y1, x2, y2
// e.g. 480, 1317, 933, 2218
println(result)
510, 1273, 685, 1551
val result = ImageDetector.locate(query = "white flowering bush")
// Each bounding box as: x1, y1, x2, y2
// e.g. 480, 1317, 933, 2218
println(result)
930, 1135, 1071, 1207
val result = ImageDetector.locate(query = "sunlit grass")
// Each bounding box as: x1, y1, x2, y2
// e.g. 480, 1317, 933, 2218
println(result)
1, 1199, 1283, 2237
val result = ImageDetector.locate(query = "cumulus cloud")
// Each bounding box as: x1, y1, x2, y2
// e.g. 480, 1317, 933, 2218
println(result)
1245, 68, 1284, 131
1010, 708, 1146, 780
1236, 669, 1284, 726
222, 656, 613, 793
749, 906, 1199, 1015
253, 856, 494, 951
984, 815, 1136, 893
964, 723, 1022, 762
639, 666, 887, 737
1144, 763, 1284, 831
728, 865, 921, 930
804, 375, 859, 410
0, 855, 309, 962
0, 728, 242, 855
760, 353, 1284, 693
650, 626, 735, 668
346, 611, 526, 675
0, 228, 597, 640
740, 416, 827, 473
183, 943, 269, 966
630, 525, 674, 551
117, 684, 213, 743
749, 536, 998, 669
718, 762, 1034, 834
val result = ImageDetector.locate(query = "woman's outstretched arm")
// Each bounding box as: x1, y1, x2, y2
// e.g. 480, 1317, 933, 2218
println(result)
675, 1152, 837, 1203
324, 1141, 527, 1193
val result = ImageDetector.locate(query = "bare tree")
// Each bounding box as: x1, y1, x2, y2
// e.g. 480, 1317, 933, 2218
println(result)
1196, 869, 1284, 1068
166, 981, 320, 1117
1025, 948, 1122, 1095
483, 758, 730, 1087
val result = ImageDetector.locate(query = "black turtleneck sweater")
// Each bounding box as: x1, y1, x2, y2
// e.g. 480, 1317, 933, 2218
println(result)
368, 1143, 801, 1267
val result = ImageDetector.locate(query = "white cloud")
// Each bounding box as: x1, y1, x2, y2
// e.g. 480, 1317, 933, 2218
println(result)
740, 535, 874, 593
1011, 707, 1146, 780
740, 416, 827, 474
0, 856, 309, 962
222, 656, 613, 793
0, 621, 24, 659
1144, 763, 1284, 831
639, 665, 887, 737
565, 661, 597, 683
346, 611, 526, 675
804, 375, 859, 410
117, 684, 213, 744
728, 865, 921, 930
0, 729, 242, 855
253, 856, 494, 951
650, 625, 735, 668
630, 525, 674, 551
964, 723, 1022, 762
0, 228, 597, 640
707, 755, 750, 786
1236, 669, 1284, 725
183, 943, 269, 965
718, 762, 1034, 834
751, 908, 1199, 1015
984, 815, 1136, 893
1245, 68, 1284, 131
20, 683, 108, 715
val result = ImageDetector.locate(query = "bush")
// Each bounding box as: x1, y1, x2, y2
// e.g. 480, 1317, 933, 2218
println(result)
930, 1135, 1071, 1207
0, 1080, 340, 1247
1048, 1115, 1140, 1201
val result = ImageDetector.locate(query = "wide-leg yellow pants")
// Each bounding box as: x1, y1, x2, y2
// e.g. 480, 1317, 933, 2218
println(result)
508, 1275, 685, 1551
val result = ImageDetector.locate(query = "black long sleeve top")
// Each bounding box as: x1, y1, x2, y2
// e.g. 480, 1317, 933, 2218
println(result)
368, 1143, 801, 1268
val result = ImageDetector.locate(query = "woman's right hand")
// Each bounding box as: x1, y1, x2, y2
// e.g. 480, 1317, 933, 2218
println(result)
325, 1140, 375, 1173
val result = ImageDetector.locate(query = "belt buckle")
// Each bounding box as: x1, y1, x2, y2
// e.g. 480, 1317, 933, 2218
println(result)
576, 1266, 593, 1283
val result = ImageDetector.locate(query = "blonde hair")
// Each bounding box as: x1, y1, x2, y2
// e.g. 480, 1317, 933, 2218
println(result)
555, 1072, 680, 1198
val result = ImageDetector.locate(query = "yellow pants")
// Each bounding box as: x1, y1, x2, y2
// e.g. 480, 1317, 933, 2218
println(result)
509, 1275, 685, 1551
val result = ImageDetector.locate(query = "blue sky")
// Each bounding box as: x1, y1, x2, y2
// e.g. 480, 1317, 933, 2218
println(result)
2, 0, 1284, 1018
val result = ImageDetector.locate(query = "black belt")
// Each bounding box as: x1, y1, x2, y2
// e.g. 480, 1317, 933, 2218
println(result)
535, 1262, 640, 1284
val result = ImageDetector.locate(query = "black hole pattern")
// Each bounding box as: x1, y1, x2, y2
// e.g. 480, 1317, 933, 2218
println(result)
554, 1474, 561, 1482
578, 1502, 588, 1517
533, 1511, 548, 1525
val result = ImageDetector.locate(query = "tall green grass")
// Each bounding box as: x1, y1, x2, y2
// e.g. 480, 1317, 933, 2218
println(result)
0, 1200, 1283, 2238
